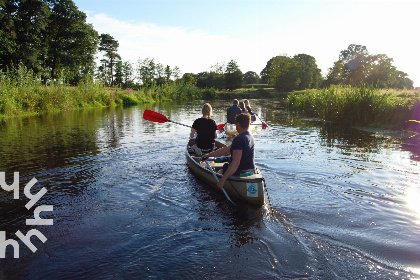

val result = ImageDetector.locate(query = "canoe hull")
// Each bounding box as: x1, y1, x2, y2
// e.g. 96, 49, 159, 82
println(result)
225, 123, 259, 136
185, 141, 265, 207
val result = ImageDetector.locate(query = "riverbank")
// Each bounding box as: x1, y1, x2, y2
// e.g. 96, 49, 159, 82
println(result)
285, 85, 420, 130
0, 69, 277, 120
2, 68, 419, 135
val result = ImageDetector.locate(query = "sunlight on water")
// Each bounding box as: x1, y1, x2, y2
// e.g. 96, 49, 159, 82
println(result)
407, 267, 420, 278
405, 186, 420, 224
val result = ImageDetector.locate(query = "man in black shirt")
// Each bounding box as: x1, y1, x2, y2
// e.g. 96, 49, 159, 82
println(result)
226, 99, 242, 124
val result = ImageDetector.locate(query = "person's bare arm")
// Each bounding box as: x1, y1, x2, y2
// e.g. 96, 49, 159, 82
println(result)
217, 149, 242, 189
190, 128, 196, 138
200, 146, 230, 160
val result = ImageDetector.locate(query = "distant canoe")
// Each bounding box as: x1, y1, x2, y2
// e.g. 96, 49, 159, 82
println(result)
185, 139, 265, 207
224, 122, 260, 136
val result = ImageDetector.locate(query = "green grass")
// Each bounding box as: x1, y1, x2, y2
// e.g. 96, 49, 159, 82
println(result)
4, 65, 418, 130
285, 84, 420, 127
0, 65, 203, 119
0, 66, 282, 119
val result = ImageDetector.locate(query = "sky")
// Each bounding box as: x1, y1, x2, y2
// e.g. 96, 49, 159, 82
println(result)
73, 0, 419, 87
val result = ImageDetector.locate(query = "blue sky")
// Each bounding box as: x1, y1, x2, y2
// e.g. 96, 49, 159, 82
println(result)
73, 0, 419, 86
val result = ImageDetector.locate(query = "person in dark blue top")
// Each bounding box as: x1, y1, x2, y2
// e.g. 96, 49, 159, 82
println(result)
200, 113, 255, 189
226, 99, 242, 124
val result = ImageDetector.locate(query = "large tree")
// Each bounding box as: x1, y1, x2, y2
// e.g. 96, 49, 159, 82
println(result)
325, 44, 413, 89
0, 0, 98, 85
293, 54, 322, 90
224, 59, 243, 91
264, 55, 299, 91
243, 71, 259, 84
99, 33, 120, 86
262, 54, 322, 91
0, 0, 50, 74
46, 0, 98, 84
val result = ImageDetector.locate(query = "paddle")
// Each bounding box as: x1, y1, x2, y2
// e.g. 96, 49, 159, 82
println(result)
143, 109, 191, 128
255, 114, 269, 129
205, 160, 237, 206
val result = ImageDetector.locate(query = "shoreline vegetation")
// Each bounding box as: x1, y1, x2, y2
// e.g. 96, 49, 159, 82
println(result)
1, 67, 419, 135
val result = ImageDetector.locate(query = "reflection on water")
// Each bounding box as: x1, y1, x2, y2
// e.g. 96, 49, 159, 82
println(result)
405, 186, 420, 224
1, 100, 420, 279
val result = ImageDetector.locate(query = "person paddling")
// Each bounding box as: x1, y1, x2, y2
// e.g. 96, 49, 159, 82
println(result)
244, 99, 256, 121
200, 113, 255, 189
226, 99, 242, 124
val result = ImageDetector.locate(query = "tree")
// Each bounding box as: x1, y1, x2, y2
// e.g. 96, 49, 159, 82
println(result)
172, 66, 181, 80
46, 0, 98, 84
325, 44, 414, 89
243, 71, 259, 84
323, 60, 346, 87
1, 0, 98, 84
181, 73, 197, 86
99, 33, 120, 86
260, 58, 274, 84
224, 59, 243, 91
293, 54, 322, 90
266, 55, 300, 91
0, 0, 19, 68
0, 0, 50, 74
137, 57, 157, 87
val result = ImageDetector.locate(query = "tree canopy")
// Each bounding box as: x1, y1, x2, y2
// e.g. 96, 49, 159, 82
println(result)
261, 54, 322, 91
324, 44, 413, 89
243, 71, 259, 84
0, 0, 98, 85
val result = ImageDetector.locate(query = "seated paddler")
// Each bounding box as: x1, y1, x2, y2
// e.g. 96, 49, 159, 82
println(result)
190, 103, 218, 156
200, 113, 255, 189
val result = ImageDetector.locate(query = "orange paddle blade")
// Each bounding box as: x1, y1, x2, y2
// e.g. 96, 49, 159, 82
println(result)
143, 109, 169, 123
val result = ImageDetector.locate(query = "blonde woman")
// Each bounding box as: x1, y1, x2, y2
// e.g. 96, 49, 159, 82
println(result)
190, 103, 218, 155
239, 101, 248, 114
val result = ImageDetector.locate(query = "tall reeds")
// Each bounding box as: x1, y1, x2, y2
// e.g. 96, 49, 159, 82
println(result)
286, 84, 420, 127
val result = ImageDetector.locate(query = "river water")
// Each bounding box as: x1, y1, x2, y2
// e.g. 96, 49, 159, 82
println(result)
0, 99, 419, 279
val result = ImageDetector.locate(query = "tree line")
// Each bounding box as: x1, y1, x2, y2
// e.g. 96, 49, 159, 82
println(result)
1, 0, 414, 91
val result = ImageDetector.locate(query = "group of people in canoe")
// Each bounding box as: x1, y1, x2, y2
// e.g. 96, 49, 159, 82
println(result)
189, 99, 256, 189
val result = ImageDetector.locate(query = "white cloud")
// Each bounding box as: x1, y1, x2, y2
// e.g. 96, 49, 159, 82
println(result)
88, 13, 255, 75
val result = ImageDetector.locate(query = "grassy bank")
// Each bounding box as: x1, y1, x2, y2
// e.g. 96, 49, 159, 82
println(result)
4, 66, 419, 132
0, 65, 279, 119
0, 66, 206, 119
285, 84, 420, 127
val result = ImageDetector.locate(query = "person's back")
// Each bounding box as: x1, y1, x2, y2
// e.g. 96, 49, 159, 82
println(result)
230, 130, 255, 174
227, 99, 242, 124
192, 117, 217, 151
190, 103, 217, 155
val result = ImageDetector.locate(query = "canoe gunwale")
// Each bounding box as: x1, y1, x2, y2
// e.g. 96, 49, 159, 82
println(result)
185, 140, 265, 207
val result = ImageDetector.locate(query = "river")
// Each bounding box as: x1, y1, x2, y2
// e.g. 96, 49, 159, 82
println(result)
0, 99, 419, 279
